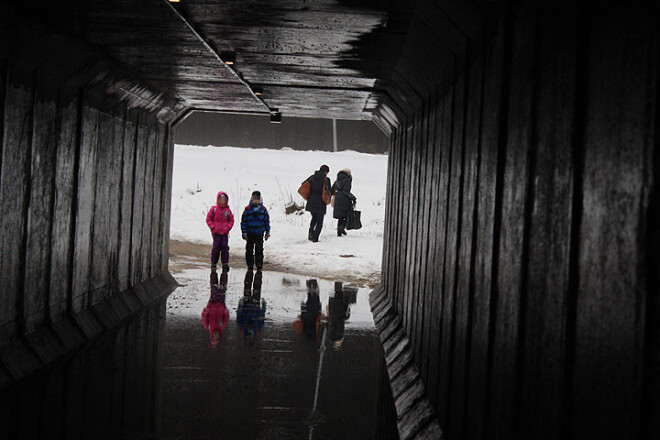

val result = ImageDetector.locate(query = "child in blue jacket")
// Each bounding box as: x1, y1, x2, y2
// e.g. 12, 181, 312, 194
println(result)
241, 191, 271, 270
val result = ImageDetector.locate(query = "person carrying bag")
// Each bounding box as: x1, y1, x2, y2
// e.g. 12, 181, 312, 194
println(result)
301, 165, 333, 242
331, 168, 357, 236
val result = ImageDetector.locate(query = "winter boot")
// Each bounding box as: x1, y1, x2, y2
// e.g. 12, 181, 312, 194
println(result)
308, 232, 313, 241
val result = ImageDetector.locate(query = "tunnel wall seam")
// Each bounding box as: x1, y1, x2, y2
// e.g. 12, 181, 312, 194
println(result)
369, 285, 443, 440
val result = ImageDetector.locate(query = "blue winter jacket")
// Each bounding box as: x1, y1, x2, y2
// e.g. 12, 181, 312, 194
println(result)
241, 201, 271, 236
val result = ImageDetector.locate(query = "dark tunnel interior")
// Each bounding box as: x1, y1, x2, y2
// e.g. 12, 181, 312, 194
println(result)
0, 1, 659, 439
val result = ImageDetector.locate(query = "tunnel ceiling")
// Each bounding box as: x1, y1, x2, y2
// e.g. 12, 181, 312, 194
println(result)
11, 0, 484, 129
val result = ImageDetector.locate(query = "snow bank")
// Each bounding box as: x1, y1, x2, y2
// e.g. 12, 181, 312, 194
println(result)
170, 145, 388, 284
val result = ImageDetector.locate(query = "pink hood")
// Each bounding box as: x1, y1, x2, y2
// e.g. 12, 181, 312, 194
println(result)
206, 192, 235, 235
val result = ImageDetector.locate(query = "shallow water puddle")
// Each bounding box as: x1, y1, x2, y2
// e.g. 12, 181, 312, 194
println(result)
162, 268, 388, 439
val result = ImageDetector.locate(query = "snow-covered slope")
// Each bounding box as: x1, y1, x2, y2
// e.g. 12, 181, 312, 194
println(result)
170, 145, 388, 284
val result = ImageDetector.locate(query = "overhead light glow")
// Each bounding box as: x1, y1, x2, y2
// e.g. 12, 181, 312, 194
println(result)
270, 112, 282, 124
254, 87, 263, 97
220, 51, 236, 66
169, 0, 181, 3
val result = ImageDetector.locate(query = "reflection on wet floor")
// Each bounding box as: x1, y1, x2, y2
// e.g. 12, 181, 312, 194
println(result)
0, 302, 166, 439
0, 268, 399, 439
163, 267, 397, 439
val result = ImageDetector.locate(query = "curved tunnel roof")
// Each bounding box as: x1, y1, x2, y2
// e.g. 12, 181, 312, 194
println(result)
7, 0, 484, 131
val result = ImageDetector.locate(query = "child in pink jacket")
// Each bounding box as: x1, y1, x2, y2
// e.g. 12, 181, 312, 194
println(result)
206, 191, 234, 270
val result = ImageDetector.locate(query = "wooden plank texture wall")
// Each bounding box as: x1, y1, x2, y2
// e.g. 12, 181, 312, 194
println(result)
381, 3, 659, 438
0, 42, 175, 347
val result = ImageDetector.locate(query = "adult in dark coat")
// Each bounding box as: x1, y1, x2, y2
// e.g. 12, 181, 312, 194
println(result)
331, 168, 357, 236
303, 164, 332, 242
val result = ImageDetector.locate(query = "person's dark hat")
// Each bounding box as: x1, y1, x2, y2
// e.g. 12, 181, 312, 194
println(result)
252, 191, 261, 197
320, 164, 330, 173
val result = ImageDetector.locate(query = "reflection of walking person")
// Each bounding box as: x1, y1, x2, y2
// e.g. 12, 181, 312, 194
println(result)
328, 282, 351, 350
206, 192, 234, 271
292, 279, 325, 344
202, 269, 229, 347
331, 169, 356, 237
241, 191, 270, 270
303, 165, 333, 242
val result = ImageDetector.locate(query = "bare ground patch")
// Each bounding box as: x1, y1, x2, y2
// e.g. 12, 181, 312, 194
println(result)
168, 239, 380, 288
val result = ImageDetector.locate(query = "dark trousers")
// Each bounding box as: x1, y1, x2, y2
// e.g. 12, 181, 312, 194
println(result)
211, 234, 229, 265
246, 234, 264, 268
243, 269, 263, 300
309, 213, 324, 240
337, 217, 347, 235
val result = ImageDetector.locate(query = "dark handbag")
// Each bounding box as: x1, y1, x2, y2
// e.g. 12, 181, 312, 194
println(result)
347, 206, 362, 230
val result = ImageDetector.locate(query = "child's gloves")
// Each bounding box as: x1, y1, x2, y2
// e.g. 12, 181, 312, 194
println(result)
242, 233, 248, 240
265, 233, 270, 241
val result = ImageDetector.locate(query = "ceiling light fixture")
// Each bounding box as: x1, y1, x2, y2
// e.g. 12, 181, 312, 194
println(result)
270, 112, 282, 123
164, 3, 274, 115
253, 87, 263, 97
221, 51, 236, 66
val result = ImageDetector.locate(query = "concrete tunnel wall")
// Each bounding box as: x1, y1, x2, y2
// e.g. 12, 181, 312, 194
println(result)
0, 22, 178, 385
374, 2, 659, 439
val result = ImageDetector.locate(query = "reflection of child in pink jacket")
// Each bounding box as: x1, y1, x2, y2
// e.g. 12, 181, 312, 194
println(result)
202, 269, 229, 346
202, 302, 229, 346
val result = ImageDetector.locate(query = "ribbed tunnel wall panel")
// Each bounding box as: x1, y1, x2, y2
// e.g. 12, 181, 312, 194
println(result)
381, 3, 659, 438
0, 38, 176, 371
49, 99, 79, 323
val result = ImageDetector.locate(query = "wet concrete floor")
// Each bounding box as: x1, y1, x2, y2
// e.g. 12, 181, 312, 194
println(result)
0, 268, 398, 439
163, 267, 392, 439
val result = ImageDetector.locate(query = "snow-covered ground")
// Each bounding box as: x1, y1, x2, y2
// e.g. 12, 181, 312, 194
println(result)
170, 145, 388, 285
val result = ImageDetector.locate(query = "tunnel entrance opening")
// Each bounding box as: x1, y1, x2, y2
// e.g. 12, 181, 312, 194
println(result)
168, 111, 389, 289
